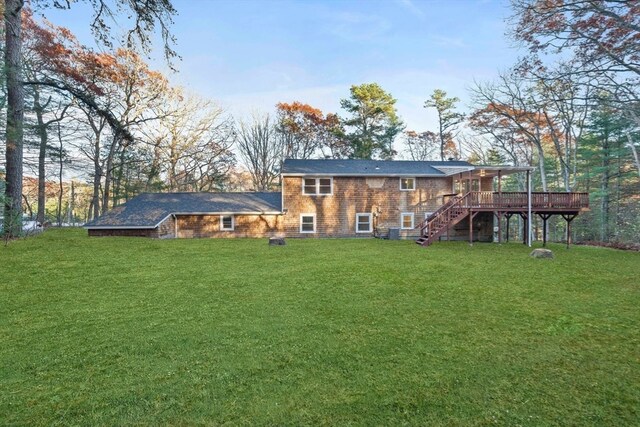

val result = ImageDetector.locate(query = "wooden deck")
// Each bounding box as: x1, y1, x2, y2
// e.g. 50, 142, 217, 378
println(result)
452, 191, 589, 213
416, 191, 590, 247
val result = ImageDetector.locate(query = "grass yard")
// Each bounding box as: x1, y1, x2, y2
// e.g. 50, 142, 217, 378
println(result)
1, 229, 639, 425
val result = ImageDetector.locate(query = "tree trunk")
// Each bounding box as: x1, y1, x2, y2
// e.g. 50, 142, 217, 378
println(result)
601, 136, 610, 241
113, 143, 128, 207
57, 122, 64, 227
536, 144, 548, 192
33, 88, 48, 224
92, 133, 102, 221
69, 180, 75, 225
3, 0, 25, 237
438, 118, 445, 161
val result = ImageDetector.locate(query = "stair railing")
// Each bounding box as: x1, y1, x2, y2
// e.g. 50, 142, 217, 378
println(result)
415, 192, 472, 245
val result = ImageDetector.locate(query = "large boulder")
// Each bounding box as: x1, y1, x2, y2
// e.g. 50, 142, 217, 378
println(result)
530, 248, 554, 259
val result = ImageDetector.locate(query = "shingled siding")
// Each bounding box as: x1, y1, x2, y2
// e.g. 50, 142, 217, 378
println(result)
283, 176, 454, 238
175, 214, 283, 238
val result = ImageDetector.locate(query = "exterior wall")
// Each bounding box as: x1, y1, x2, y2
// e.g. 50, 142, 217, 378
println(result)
176, 214, 283, 238
481, 176, 494, 191
282, 176, 455, 238
157, 215, 176, 238
88, 228, 157, 237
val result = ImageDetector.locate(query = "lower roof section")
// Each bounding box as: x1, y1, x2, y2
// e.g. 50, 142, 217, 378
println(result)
85, 192, 282, 229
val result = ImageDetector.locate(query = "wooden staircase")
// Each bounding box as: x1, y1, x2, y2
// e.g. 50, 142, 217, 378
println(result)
415, 192, 471, 247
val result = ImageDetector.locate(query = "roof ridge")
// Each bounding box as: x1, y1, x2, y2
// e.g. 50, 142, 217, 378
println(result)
140, 191, 282, 195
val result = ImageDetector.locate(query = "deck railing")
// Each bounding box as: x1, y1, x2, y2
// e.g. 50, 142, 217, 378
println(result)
462, 192, 589, 210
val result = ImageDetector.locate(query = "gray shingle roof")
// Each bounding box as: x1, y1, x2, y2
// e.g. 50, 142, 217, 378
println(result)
281, 159, 473, 176
85, 192, 282, 228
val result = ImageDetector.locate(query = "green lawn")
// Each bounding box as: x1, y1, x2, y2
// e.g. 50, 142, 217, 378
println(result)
1, 229, 639, 425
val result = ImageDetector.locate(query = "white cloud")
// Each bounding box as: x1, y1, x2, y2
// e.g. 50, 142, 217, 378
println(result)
396, 0, 426, 19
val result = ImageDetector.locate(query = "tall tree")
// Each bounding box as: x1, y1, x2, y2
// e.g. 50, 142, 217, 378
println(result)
577, 99, 639, 242
275, 102, 324, 159
510, 0, 640, 174
424, 89, 465, 161
3, 0, 25, 236
403, 130, 439, 161
144, 89, 236, 192
236, 114, 284, 191
275, 102, 348, 160
511, 0, 640, 78
30, 87, 69, 223
340, 83, 403, 159
470, 72, 555, 191
2, 0, 176, 237
318, 113, 349, 159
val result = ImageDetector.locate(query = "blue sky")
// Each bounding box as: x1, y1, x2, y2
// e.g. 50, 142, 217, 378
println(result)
43, 0, 519, 136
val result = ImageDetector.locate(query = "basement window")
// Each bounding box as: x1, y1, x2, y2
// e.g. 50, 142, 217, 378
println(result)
356, 213, 372, 233
400, 177, 416, 191
300, 214, 316, 233
220, 215, 234, 231
302, 177, 333, 195
401, 212, 414, 230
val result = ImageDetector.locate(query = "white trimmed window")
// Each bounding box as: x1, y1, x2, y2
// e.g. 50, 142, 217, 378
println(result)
401, 212, 414, 229
302, 177, 332, 195
424, 212, 434, 220
300, 214, 316, 233
220, 215, 234, 231
400, 177, 416, 191
356, 213, 372, 233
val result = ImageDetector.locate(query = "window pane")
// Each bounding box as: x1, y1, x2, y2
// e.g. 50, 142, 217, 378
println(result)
303, 178, 316, 194
401, 178, 415, 190
357, 214, 370, 232
221, 216, 233, 229
318, 178, 331, 194
301, 216, 314, 232
402, 214, 413, 229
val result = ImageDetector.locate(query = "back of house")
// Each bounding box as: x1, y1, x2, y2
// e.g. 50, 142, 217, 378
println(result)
85, 158, 588, 243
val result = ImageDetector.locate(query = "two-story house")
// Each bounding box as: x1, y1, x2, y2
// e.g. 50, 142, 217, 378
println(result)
85, 159, 589, 246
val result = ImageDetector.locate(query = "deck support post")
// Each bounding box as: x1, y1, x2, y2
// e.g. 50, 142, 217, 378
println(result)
505, 213, 513, 242
495, 211, 502, 243
519, 213, 529, 245
468, 211, 478, 245
562, 213, 578, 249
538, 213, 552, 247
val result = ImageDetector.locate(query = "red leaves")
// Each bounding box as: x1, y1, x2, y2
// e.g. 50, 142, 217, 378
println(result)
512, 1, 640, 75
24, 9, 167, 98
